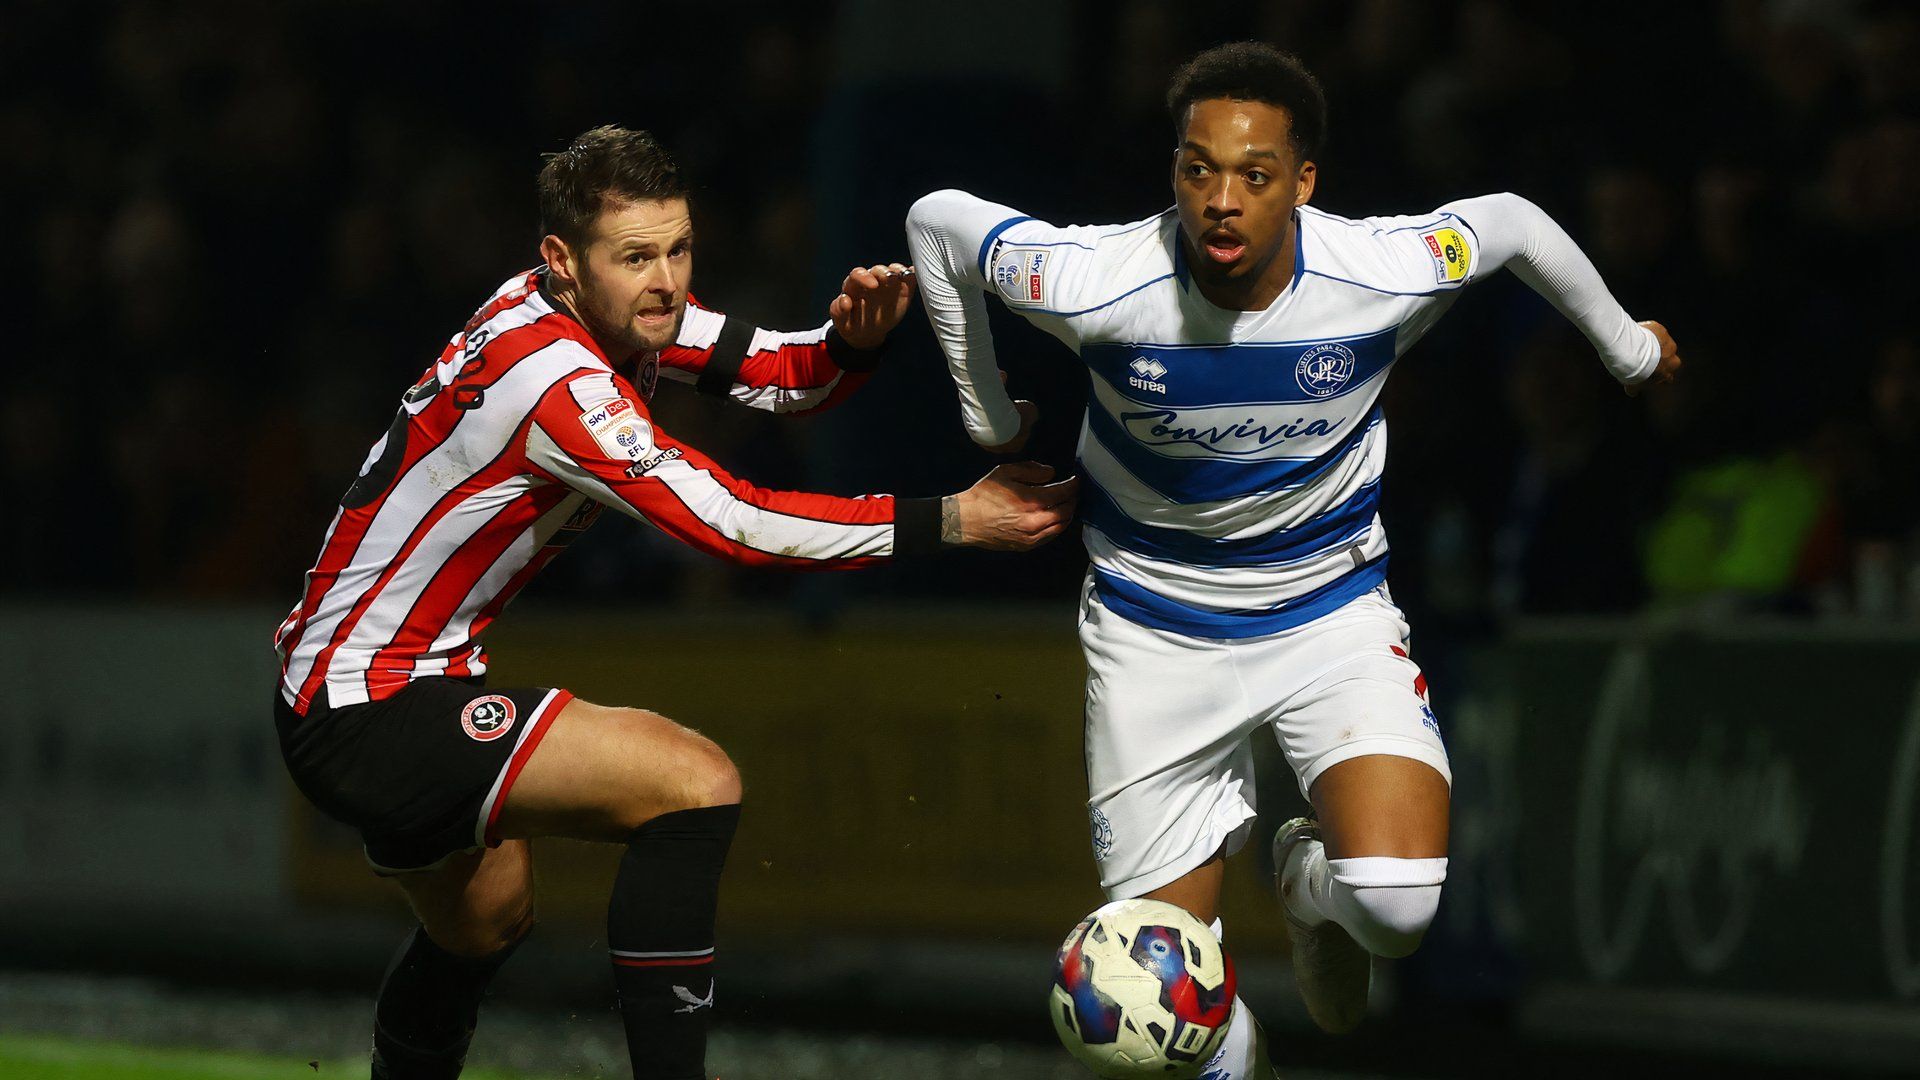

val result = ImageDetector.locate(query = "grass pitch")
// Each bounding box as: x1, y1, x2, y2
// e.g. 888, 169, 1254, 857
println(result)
0, 1034, 555, 1080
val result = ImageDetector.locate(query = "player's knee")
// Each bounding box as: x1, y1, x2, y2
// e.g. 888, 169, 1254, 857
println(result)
682, 736, 741, 809
432, 896, 537, 959
1329, 857, 1447, 959
622, 713, 740, 817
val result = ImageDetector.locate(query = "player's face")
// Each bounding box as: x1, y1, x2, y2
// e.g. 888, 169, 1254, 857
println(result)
571, 197, 694, 357
1172, 99, 1315, 298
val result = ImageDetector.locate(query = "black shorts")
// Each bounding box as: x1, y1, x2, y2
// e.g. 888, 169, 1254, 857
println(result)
274, 677, 572, 874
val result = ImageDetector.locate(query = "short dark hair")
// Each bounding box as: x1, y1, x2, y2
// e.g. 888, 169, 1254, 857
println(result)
1167, 43, 1328, 162
537, 125, 688, 245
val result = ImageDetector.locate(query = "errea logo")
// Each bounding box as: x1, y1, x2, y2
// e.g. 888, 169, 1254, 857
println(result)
1128, 356, 1168, 395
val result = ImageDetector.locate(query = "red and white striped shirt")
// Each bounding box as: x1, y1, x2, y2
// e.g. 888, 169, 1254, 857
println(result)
274, 269, 929, 714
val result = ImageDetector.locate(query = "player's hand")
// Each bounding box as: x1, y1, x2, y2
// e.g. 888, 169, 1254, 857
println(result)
979, 370, 1038, 454
949, 461, 1079, 551
1626, 320, 1682, 397
830, 263, 916, 350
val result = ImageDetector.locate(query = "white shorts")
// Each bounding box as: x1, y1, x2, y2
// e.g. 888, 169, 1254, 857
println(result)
1080, 578, 1452, 899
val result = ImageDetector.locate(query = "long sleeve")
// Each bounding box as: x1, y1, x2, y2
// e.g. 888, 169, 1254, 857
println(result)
655, 296, 883, 414
525, 371, 941, 566
1442, 192, 1659, 384
905, 189, 1032, 446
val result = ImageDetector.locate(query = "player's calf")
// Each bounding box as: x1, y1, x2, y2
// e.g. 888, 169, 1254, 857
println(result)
492, 699, 744, 1079
609, 802, 739, 1080
376, 844, 538, 1080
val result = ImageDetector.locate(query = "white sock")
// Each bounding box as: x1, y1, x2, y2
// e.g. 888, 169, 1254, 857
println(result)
1200, 919, 1260, 1078
1280, 843, 1449, 958
1279, 837, 1333, 926
1199, 993, 1258, 1078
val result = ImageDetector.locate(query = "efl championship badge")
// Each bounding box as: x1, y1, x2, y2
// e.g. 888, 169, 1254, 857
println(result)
461, 695, 517, 742
579, 398, 657, 466
992, 245, 1050, 308
1420, 225, 1472, 284
1295, 342, 1358, 398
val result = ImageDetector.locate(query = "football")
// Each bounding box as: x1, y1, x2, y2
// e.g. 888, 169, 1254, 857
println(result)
1049, 899, 1236, 1077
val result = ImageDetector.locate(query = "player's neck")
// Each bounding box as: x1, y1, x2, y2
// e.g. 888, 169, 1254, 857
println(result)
1188, 218, 1297, 313
540, 278, 624, 364
543, 279, 590, 336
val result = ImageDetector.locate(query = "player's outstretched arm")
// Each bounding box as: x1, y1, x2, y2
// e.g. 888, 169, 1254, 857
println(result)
905, 189, 1037, 453
655, 262, 915, 415
1443, 192, 1681, 393
525, 373, 1076, 568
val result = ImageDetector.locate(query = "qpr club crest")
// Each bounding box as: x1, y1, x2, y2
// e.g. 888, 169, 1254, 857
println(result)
461, 695, 517, 742
1294, 342, 1357, 398
1090, 806, 1114, 861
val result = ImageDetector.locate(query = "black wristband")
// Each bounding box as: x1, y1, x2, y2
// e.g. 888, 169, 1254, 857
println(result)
892, 496, 944, 557
825, 327, 887, 373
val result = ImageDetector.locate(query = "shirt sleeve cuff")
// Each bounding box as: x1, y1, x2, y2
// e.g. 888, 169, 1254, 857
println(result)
892, 497, 943, 557
826, 327, 887, 373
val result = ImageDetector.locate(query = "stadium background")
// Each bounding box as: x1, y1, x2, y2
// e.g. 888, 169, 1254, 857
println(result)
5, 1, 1919, 1077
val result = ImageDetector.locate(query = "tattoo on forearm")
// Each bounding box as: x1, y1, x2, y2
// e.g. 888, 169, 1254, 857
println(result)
940, 496, 964, 547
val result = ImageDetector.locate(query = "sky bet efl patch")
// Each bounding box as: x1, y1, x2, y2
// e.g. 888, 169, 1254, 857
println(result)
1420, 225, 1472, 284
579, 397, 655, 464
992, 245, 1049, 307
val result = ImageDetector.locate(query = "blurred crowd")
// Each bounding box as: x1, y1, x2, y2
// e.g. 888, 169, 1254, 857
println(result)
8, 0, 1917, 626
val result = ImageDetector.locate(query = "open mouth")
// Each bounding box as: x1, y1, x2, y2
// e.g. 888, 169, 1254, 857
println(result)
635, 308, 675, 326
1202, 229, 1246, 264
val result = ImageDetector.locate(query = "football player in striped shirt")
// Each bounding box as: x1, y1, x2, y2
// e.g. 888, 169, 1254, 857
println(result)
907, 43, 1680, 1077
273, 125, 1077, 1080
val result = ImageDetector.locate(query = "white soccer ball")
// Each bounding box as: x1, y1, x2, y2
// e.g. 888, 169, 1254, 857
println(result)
1049, 898, 1237, 1077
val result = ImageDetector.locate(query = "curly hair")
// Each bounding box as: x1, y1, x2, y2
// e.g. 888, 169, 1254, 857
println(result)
1167, 42, 1328, 161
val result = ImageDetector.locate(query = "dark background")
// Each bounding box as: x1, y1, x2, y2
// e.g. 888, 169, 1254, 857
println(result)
6, 2, 1920, 1077
10, 0, 1918, 626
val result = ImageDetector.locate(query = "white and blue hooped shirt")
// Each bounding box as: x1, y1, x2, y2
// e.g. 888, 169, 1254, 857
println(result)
949, 199, 1485, 638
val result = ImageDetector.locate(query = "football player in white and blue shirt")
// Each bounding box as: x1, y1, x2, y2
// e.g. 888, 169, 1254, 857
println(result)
907, 42, 1681, 1076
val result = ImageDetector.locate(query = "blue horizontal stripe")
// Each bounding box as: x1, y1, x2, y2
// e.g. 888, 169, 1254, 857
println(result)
1082, 480, 1380, 567
976, 215, 1032, 276
1093, 557, 1389, 639
1082, 326, 1398, 351
1085, 403, 1382, 503
1081, 328, 1397, 408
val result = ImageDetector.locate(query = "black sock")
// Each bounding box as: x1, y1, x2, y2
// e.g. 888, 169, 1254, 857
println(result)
609, 804, 741, 1080
370, 926, 522, 1080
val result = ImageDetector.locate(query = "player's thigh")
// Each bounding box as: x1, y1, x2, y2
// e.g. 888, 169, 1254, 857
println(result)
1082, 582, 1259, 903
1309, 754, 1449, 860
493, 696, 740, 843
1260, 594, 1451, 859
393, 839, 537, 958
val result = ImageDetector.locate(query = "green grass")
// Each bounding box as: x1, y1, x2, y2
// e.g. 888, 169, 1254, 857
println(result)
0, 1035, 578, 1080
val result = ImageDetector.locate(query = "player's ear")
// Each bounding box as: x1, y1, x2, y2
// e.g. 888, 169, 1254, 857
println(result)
540, 233, 576, 285
1294, 160, 1317, 208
